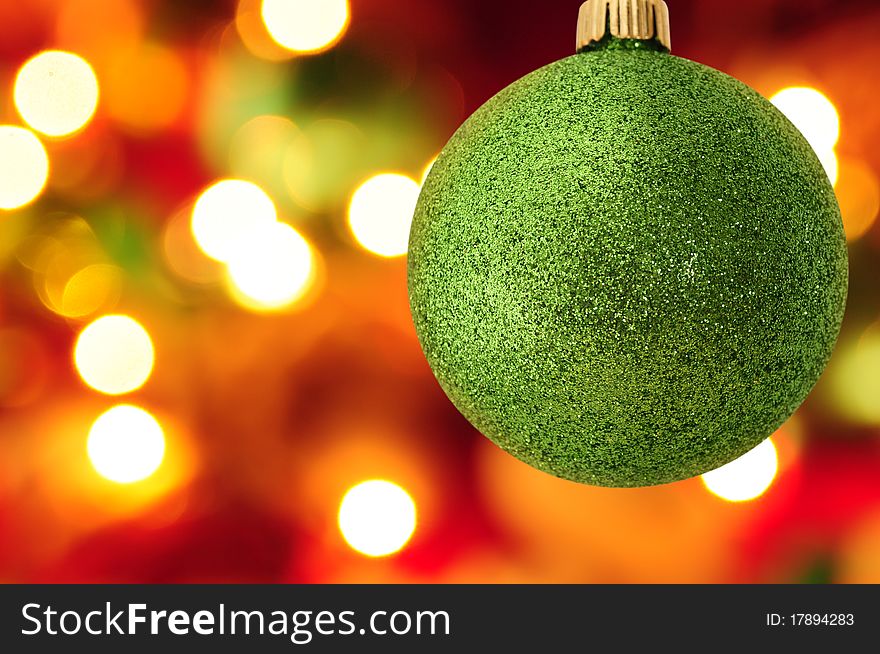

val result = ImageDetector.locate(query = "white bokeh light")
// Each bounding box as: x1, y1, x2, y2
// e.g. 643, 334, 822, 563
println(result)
226, 221, 315, 311
770, 87, 840, 154
87, 405, 166, 484
0, 126, 49, 210
74, 315, 155, 395
261, 0, 350, 54
338, 480, 417, 557
191, 179, 278, 263
348, 173, 421, 258
702, 438, 779, 503
817, 149, 839, 186
14, 50, 99, 137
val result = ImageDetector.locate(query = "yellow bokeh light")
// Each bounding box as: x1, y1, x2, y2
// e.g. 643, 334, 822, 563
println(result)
702, 438, 779, 503
348, 173, 421, 258
0, 125, 49, 210
87, 404, 165, 484
338, 480, 416, 557
226, 221, 315, 312
23, 214, 123, 318
829, 327, 880, 425
58, 263, 123, 319
770, 87, 839, 154
261, 0, 350, 54
14, 50, 99, 137
191, 179, 277, 263
74, 314, 155, 395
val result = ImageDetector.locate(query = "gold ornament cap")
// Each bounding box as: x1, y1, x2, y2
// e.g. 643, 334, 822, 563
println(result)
577, 0, 671, 52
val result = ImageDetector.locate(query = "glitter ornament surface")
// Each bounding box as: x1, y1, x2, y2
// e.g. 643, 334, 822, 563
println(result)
408, 42, 848, 487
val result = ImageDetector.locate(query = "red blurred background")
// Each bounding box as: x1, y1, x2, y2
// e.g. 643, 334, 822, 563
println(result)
0, 0, 879, 583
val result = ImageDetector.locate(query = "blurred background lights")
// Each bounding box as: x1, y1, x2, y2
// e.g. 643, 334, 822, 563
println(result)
163, 209, 225, 285
261, 0, 350, 54
14, 50, 99, 137
55, 0, 145, 67
282, 118, 366, 213
770, 87, 840, 152
0, 0, 877, 586
87, 405, 165, 483
104, 42, 188, 134
836, 158, 880, 241
19, 213, 124, 318
59, 263, 124, 318
338, 480, 417, 557
0, 328, 50, 409
236, 0, 294, 61
229, 115, 300, 199
702, 438, 779, 502
226, 221, 315, 312
348, 173, 421, 257
191, 179, 277, 263
74, 315, 154, 395
828, 326, 880, 425
0, 125, 49, 210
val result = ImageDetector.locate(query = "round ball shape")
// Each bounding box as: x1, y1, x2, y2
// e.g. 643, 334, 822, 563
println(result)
408, 46, 848, 487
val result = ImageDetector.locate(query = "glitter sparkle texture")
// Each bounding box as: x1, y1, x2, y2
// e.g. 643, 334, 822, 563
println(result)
408, 41, 848, 487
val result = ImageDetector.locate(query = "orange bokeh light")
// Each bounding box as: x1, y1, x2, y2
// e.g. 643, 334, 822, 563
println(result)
104, 42, 189, 133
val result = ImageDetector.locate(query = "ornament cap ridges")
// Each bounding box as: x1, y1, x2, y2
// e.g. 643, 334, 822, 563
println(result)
577, 0, 671, 52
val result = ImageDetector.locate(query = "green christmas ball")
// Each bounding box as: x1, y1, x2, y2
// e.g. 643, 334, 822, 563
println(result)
408, 37, 848, 487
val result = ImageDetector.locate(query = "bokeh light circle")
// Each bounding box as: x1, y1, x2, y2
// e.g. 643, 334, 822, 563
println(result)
191, 179, 277, 263
348, 173, 421, 258
701, 438, 779, 503
226, 221, 315, 312
829, 327, 880, 425
261, 0, 350, 54
817, 149, 839, 187
74, 315, 155, 395
770, 87, 840, 153
60, 263, 124, 318
14, 50, 99, 137
0, 126, 49, 210
338, 480, 417, 557
87, 404, 165, 483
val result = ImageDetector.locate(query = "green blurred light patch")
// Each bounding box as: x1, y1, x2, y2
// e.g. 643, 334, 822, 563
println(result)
229, 115, 301, 203
197, 48, 295, 171
283, 118, 367, 213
